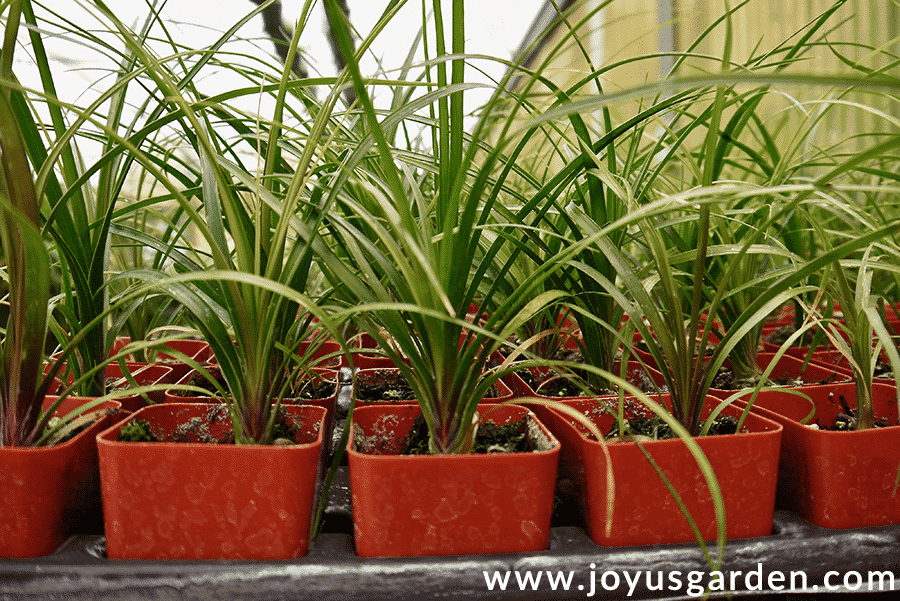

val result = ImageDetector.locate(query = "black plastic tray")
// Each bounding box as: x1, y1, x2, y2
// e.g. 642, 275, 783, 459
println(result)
3, 375, 899, 600
3, 501, 900, 599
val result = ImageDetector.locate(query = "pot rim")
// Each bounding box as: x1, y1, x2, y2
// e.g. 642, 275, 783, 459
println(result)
1, 397, 120, 455
555, 393, 784, 450
737, 381, 900, 437
96, 402, 327, 450
347, 402, 561, 459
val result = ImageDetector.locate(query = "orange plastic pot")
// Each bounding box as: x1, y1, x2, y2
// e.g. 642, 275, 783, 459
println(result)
507, 359, 667, 478
163, 368, 338, 439
0, 397, 120, 557
46, 361, 174, 412
103, 363, 175, 411
778, 347, 898, 387
110, 337, 213, 380
542, 394, 782, 546
352, 367, 513, 408
761, 338, 848, 367
708, 352, 849, 400
297, 339, 343, 371
504, 359, 666, 401
343, 331, 507, 371
736, 381, 900, 529
790, 343, 897, 387
97, 402, 326, 560
341, 332, 407, 369
760, 321, 852, 363
163, 363, 227, 404
348, 404, 560, 557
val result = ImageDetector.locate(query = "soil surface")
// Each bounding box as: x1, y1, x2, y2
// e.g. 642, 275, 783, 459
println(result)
167, 369, 226, 398
873, 358, 895, 381
355, 371, 505, 402
44, 408, 112, 445
399, 414, 538, 455
169, 368, 335, 401
116, 405, 318, 445
709, 365, 807, 391
516, 367, 605, 398
709, 361, 853, 391
355, 374, 416, 401
604, 414, 741, 442
515, 348, 662, 398
762, 325, 816, 347
819, 393, 897, 431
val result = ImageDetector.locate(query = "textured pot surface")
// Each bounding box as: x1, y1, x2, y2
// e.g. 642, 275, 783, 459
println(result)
546, 394, 783, 546
348, 403, 560, 557
739, 381, 900, 529
0, 397, 118, 558
98, 403, 326, 560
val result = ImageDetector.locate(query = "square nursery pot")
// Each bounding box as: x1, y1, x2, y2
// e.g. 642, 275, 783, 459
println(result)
504, 359, 666, 401
110, 336, 213, 381
794, 347, 899, 387
164, 367, 339, 442
347, 403, 560, 557
761, 338, 849, 369
507, 360, 667, 493
97, 402, 327, 560
736, 381, 900, 529
46, 361, 174, 413
540, 394, 783, 547
342, 332, 410, 370
708, 351, 850, 400
104, 363, 176, 411
297, 338, 343, 372
759, 323, 867, 375
352, 367, 513, 408
0, 397, 121, 558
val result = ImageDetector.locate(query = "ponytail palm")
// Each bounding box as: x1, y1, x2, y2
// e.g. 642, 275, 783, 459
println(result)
89, 0, 350, 445
315, 0, 572, 454
0, 88, 53, 446
0, 70, 105, 446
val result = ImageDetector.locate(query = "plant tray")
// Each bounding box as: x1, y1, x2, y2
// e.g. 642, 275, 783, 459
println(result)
3, 491, 900, 599
2, 374, 899, 599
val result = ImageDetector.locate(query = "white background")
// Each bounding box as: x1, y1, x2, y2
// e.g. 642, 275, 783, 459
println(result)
17, 0, 546, 110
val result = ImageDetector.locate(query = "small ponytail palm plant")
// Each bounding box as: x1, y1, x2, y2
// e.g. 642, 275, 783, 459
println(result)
315, 0, 575, 454
88, 0, 351, 445
816, 245, 900, 430
596, 153, 900, 438
0, 80, 107, 447
4, 0, 168, 396
2, 0, 173, 444
0, 88, 54, 447
495, 0, 848, 394
557, 0, 900, 437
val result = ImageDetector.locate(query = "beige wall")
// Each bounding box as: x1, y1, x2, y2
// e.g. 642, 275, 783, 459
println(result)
499, 0, 899, 177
